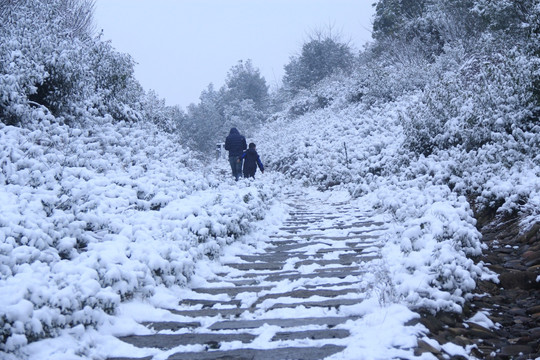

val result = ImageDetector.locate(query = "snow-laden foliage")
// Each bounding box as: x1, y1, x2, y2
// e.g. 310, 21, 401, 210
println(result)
257, 0, 540, 313
0, 116, 276, 353
283, 32, 354, 94
258, 94, 493, 311
181, 60, 270, 153
0, 0, 187, 134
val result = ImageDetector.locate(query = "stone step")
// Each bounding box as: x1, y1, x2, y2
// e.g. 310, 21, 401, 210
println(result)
119, 329, 350, 351
224, 262, 284, 271
166, 344, 346, 360
206, 278, 262, 286
268, 297, 365, 310
314, 265, 361, 273
142, 321, 200, 331
294, 256, 380, 268
192, 285, 273, 296
293, 257, 364, 268
314, 247, 368, 254
239, 253, 310, 262
231, 270, 298, 278
263, 270, 366, 282
209, 316, 356, 330
170, 307, 250, 318
348, 228, 386, 235
119, 332, 256, 349
272, 328, 349, 341
252, 288, 360, 307
237, 251, 369, 263
345, 239, 381, 246
179, 299, 242, 308
308, 235, 374, 241
268, 242, 330, 252
279, 226, 310, 232
313, 222, 385, 231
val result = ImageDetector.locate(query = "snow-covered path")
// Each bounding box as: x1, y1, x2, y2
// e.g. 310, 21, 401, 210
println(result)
105, 188, 424, 360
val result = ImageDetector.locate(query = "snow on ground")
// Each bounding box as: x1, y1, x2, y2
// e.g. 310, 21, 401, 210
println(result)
258, 96, 498, 313
0, 118, 284, 359
1, 116, 498, 359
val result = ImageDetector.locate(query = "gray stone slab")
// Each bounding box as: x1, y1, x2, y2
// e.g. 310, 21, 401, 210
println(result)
263, 270, 366, 282
348, 228, 385, 235
239, 270, 299, 278
268, 235, 301, 240
119, 332, 256, 349
142, 321, 200, 331
295, 255, 379, 266
302, 281, 359, 289
314, 265, 360, 273
293, 258, 361, 268
192, 285, 273, 296
206, 278, 261, 286
272, 329, 349, 341
279, 226, 309, 232
179, 299, 242, 308
315, 247, 366, 254
269, 242, 328, 252
170, 307, 251, 317
268, 297, 365, 311
283, 221, 311, 225
225, 262, 284, 271
316, 223, 380, 231
288, 211, 324, 216
209, 316, 356, 330
355, 221, 385, 227
167, 344, 346, 360
239, 253, 309, 262
345, 239, 381, 246
309, 235, 362, 241
252, 288, 359, 307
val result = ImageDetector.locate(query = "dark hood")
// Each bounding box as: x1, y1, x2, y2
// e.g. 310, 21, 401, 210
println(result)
229, 128, 240, 135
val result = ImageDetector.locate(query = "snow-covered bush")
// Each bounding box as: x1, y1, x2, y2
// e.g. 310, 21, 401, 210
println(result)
402, 41, 538, 156
258, 0, 539, 314
0, 116, 276, 353
283, 32, 354, 94
369, 182, 491, 312
0, 0, 145, 126
258, 92, 493, 311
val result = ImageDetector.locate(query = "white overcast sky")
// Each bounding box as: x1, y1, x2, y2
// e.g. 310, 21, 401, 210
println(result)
94, 1, 375, 108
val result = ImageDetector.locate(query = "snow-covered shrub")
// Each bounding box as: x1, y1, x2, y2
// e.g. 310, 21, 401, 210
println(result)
0, 116, 276, 353
0, 0, 145, 126
283, 33, 354, 94
402, 41, 538, 155
259, 92, 412, 192
369, 182, 490, 312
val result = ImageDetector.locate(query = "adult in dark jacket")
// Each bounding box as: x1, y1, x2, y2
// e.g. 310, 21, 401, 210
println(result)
224, 127, 247, 180
240, 143, 264, 178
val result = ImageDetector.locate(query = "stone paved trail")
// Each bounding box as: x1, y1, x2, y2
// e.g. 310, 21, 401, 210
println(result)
108, 191, 390, 360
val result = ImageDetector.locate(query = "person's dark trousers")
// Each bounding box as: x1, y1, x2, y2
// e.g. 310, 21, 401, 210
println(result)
229, 156, 243, 180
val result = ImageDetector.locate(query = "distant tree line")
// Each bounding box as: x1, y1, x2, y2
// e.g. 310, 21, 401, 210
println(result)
2, 0, 538, 159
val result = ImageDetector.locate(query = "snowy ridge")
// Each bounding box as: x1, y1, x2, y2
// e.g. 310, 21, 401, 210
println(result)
0, 118, 278, 355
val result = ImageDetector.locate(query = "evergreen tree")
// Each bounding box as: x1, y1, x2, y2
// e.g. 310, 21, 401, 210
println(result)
283, 32, 354, 93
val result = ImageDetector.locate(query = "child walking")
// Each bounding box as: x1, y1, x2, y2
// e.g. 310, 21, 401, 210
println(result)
239, 142, 264, 178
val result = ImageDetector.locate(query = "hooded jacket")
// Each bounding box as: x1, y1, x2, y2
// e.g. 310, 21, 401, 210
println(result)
224, 128, 247, 157
240, 148, 264, 177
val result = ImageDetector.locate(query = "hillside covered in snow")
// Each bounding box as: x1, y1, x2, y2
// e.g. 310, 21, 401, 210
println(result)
1, 0, 540, 359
